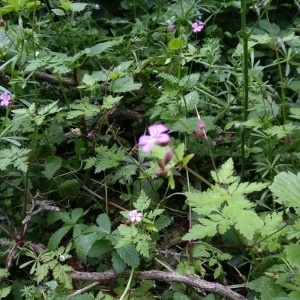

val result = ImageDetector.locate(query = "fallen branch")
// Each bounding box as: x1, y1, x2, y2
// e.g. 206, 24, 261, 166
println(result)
71, 270, 247, 300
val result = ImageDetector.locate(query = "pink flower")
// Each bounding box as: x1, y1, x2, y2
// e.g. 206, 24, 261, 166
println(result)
138, 124, 170, 153
167, 23, 175, 32
191, 20, 204, 33
0, 91, 11, 107
128, 210, 143, 222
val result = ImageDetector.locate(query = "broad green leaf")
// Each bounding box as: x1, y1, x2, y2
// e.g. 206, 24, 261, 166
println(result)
112, 253, 127, 273
111, 77, 141, 93
43, 156, 62, 179
269, 172, 300, 207
71, 208, 84, 223
48, 225, 73, 250
52, 8, 65, 15
284, 244, 300, 267
59, 179, 81, 198
85, 40, 120, 57
74, 233, 99, 261
116, 244, 140, 267
70, 2, 87, 12
168, 37, 185, 50
96, 214, 111, 234
179, 73, 200, 88
88, 240, 113, 258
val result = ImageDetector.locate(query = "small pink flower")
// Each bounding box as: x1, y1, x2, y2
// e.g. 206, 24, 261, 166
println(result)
138, 124, 170, 153
198, 119, 206, 130
128, 210, 143, 222
0, 91, 11, 107
167, 23, 175, 32
191, 20, 204, 33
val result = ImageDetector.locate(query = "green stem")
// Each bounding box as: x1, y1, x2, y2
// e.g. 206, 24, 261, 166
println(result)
182, 165, 211, 187
240, 0, 249, 179
119, 267, 135, 300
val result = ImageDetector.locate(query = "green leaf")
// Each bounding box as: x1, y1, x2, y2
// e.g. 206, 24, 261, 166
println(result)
269, 172, 300, 207
88, 240, 113, 258
85, 40, 120, 57
0, 268, 9, 279
102, 95, 123, 110
179, 73, 200, 88
71, 208, 84, 223
53, 264, 73, 289
43, 156, 62, 179
52, 8, 65, 15
134, 190, 151, 211
0, 284, 11, 298
112, 252, 127, 273
247, 276, 284, 300
96, 214, 111, 234
168, 37, 185, 50
59, 179, 81, 198
117, 244, 140, 267
0, 146, 31, 172
36, 263, 50, 284
74, 233, 99, 261
111, 77, 141, 93
67, 100, 99, 119
211, 158, 239, 184
48, 225, 73, 250
70, 2, 87, 12
284, 244, 300, 267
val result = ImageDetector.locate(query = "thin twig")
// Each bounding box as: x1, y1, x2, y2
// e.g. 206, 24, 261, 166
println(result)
66, 281, 101, 299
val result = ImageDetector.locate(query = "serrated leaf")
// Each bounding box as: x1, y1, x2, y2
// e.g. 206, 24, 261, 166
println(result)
228, 181, 269, 195
157, 72, 178, 84
269, 172, 300, 207
112, 252, 127, 273
168, 37, 185, 50
43, 156, 62, 179
179, 73, 200, 88
59, 179, 81, 198
211, 158, 239, 184
36, 263, 50, 283
0, 268, 9, 279
96, 214, 111, 234
0, 284, 11, 298
74, 233, 99, 261
284, 244, 300, 267
48, 225, 73, 250
116, 244, 140, 267
111, 77, 141, 93
88, 240, 113, 258
53, 264, 73, 289
134, 190, 151, 211
102, 95, 123, 110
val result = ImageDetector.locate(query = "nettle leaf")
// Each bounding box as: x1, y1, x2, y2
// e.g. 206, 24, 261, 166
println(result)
59, 179, 81, 198
88, 240, 113, 258
111, 76, 141, 93
43, 156, 62, 179
170, 117, 198, 133
269, 172, 300, 207
157, 72, 178, 84
179, 91, 199, 111
211, 158, 239, 184
116, 244, 140, 267
168, 37, 185, 50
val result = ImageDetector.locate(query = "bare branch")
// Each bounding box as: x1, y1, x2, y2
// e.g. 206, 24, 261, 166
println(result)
71, 270, 247, 300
